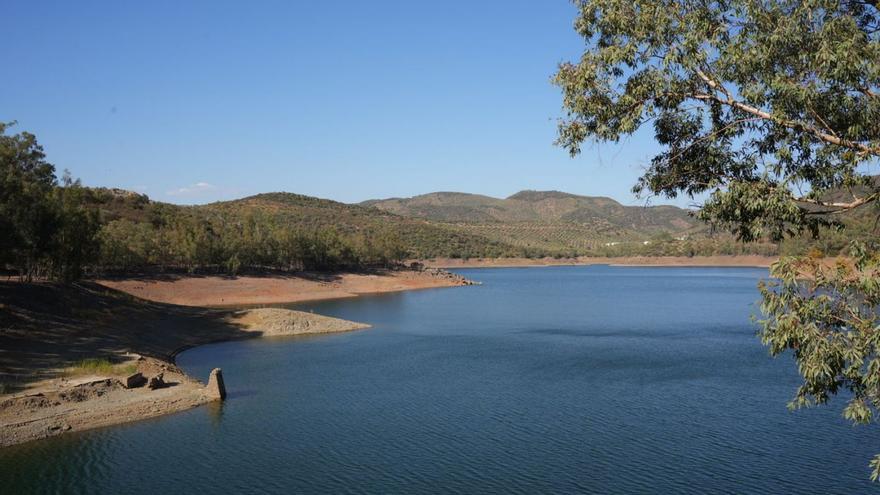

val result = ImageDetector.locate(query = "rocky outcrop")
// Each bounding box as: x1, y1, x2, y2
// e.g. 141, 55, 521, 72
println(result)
147, 373, 166, 390
123, 372, 146, 389
410, 264, 480, 286
206, 368, 226, 400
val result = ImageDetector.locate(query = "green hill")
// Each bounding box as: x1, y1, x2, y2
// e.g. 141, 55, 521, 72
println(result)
363, 190, 698, 232
361, 190, 703, 253
80, 184, 877, 274
200, 192, 519, 258
84, 189, 525, 265
86, 188, 711, 262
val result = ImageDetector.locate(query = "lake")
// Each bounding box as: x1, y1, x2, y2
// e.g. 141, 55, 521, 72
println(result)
2, 266, 878, 493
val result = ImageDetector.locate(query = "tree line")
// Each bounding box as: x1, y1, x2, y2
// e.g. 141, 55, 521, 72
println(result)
98, 209, 407, 275
0, 123, 100, 281
0, 122, 407, 281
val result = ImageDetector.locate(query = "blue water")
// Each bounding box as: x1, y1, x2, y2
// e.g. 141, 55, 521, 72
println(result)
2, 266, 878, 493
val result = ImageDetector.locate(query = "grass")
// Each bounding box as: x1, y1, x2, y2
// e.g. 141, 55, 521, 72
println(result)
65, 358, 137, 377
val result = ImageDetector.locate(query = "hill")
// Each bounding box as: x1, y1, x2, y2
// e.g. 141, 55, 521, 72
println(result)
361, 190, 704, 254
76, 185, 877, 275
200, 192, 519, 258
83, 189, 525, 267
84, 188, 712, 266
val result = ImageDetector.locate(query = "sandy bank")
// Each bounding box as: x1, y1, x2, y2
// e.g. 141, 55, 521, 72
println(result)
230, 308, 370, 337
98, 268, 473, 307
0, 357, 209, 448
0, 281, 380, 448
423, 255, 776, 269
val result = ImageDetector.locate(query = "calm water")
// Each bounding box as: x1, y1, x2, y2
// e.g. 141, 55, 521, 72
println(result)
2, 266, 878, 493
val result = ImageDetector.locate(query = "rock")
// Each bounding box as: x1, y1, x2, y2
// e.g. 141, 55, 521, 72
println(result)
147, 373, 166, 390
206, 368, 226, 400
123, 372, 147, 389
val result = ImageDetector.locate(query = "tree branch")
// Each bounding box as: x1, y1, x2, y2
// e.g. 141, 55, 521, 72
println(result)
693, 70, 880, 157
798, 192, 880, 214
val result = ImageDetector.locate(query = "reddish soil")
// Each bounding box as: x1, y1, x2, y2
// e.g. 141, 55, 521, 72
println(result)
98, 269, 470, 307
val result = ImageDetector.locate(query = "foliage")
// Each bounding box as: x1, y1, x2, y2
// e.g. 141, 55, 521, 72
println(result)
555, 0, 879, 239
0, 123, 413, 278
760, 245, 880, 478
0, 123, 100, 281
95, 207, 410, 273
555, 0, 880, 478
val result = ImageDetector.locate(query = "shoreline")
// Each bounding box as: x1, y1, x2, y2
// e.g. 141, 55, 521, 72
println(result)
0, 308, 374, 448
97, 268, 474, 307
1, 257, 767, 448
421, 255, 776, 269
0, 269, 473, 448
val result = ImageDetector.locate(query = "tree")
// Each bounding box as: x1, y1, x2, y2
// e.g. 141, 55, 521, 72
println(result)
0, 123, 100, 281
0, 122, 58, 279
554, 0, 880, 478
50, 173, 101, 281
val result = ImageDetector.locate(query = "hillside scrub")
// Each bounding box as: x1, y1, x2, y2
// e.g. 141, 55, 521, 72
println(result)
2, 122, 874, 282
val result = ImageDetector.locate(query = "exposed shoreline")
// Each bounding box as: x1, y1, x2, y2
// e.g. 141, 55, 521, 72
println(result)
0, 269, 473, 448
1, 258, 767, 448
421, 255, 776, 269
0, 308, 374, 448
97, 268, 474, 307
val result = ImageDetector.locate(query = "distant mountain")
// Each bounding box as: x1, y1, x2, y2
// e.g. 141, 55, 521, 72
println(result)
358, 190, 705, 255
81, 182, 878, 263
362, 190, 698, 233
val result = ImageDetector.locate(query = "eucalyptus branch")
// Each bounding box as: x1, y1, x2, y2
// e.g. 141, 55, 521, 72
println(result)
693, 70, 880, 157
797, 192, 880, 212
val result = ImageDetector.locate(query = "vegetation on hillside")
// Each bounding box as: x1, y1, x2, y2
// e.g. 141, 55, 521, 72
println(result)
0, 123, 410, 278
0, 122, 100, 281
83, 188, 415, 274
555, 0, 880, 478
1, 122, 547, 280
364, 190, 699, 233
4, 118, 876, 285
365, 188, 877, 258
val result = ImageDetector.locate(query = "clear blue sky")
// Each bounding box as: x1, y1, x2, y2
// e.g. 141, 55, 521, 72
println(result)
3, 1, 681, 206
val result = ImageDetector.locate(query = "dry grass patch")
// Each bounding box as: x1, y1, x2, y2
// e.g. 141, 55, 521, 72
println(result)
64, 358, 137, 377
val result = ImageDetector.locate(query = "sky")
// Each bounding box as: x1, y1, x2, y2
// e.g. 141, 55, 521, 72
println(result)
3, 1, 681, 207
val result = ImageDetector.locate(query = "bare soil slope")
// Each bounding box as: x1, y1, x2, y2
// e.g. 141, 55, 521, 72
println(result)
97, 269, 472, 307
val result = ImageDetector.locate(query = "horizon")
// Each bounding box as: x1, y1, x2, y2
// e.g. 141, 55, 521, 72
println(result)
116, 185, 696, 209
3, 2, 691, 209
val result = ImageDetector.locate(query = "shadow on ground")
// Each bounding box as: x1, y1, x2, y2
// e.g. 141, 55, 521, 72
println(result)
0, 282, 260, 391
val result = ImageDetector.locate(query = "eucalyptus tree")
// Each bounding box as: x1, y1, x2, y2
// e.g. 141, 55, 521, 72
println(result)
554, 0, 880, 477
0, 122, 58, 279
0, 122, 99, 281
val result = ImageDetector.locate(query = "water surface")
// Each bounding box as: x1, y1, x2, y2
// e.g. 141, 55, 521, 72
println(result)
2, 266, 877, 493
